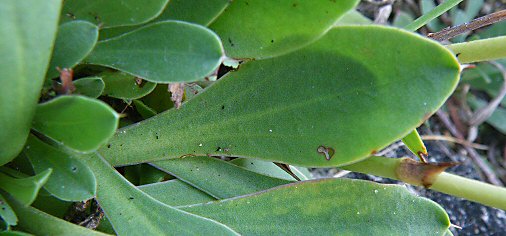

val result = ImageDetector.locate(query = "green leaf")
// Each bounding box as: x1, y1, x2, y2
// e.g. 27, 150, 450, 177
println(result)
230, 158, 311, 181
98, 0, 231, 40
86, 21, 224, 83
0, 169, 51, 206
33, 96, 119, 152
80, 153, 238, 235
0, 231, 32, 236
46, 21, 99, 79
181, 178, 450, 235
123, 164, 166, 186
60, 0, 169, 28
0, 0, 62, 165
101, 71, 156, 100
210, 0, 359, 59
133, 100, 157, 119
139, 180, 215, 206
6, 197, 109, 236
0, 194, 17, 226
140, 84, 173, 113
152, 157, 291, 199
24, 135, 96, 201
74, 77, 105, 98
31, 192, 73, 219
100, 26, 460, 167
401, 129, 428, 161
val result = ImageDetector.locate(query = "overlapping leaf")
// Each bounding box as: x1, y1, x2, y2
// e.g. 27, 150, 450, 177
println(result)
0, 0, 62, 165
100, 26, 460, 167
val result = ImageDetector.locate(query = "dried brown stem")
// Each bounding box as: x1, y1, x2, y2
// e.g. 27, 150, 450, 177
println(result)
428, 10, 506, 41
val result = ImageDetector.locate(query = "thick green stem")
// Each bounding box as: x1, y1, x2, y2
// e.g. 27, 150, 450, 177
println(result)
342, 156, 506, 210
447, 36, 506, 63
403, 0, 464, 32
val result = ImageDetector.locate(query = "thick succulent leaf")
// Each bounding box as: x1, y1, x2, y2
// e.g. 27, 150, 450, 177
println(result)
0, 231, 32, 236
101, 71, 156, 100
24, 135, 96, 201
6, 197, 109, 236
86, 21, 224, 83
79, 153, 238, 235
0, 0, 61, 165
32, 96, 119, 152
60, 0, 169, 28
123, 164, 166, 186
46, 21, 99, 79
0, 194, 17, 226
181, 178, 450, 235
152, 157, 291, 199
74, 77, 105, 98
31, 192, 72, 219
133, 100, 157, 119
139, 180, 215, 206
401, 128, 428, 161
230, 158, 311, 181
210, 0, 359, 59
0, 169, 51, 206
100, 26, 460, 167
99, 0, 231, 40
140, 84, 174, 113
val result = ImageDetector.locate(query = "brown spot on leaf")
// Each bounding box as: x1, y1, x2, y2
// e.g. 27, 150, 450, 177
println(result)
317, 145, 335, 161
396, 158, 459, 188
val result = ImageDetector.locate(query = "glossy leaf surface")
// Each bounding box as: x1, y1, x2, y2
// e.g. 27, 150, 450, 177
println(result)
0, 169, 51, 206
101, 71, 156, 99
46, 21, 99, 79
87, 21, 224, 83
33, 96, 119, 152
7, 197, 109, 236
182, 178, 450, 235
101, 26, 460, 167
139, 180, 215, 206
210, 0, 359, 59
0, 0, 61, 165
24, 136, 96, 201
80, 154, 238, 235
152, 157, 291, 199
60, 0, 169, 28
74, 77, 105, 98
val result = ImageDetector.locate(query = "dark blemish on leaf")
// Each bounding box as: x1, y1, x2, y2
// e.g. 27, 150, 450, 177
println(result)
271, 39, 274, 43
120, 144, 123, 147
245, 1, 249, 5
156, 135, 159, 139
292, 3, 298, 7
128, 197, 134, 200
370, 150, 377, 155
456, 53, 461, 57
107, 144, 111, 148
216, 147, 222, 152
228, 38, 234, 47
221, 105, 225, 110
250, 162, 254, 165
71, 166, 77, 172
1, 207, 5, 210
317, 145, 335, 161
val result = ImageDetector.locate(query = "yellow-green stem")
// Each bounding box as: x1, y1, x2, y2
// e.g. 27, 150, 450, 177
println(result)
447, 36, 506, 63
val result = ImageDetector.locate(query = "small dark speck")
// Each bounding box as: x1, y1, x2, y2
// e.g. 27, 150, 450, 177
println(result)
271, 39, 274, 43
456, 53, 461, 57
129, 197, 134, 200
107, 144, 111, 148
292, 3, 298, 7
245, 1, 249, 5
71, 166, 77, 172
156, 135, 159, 139
1, 207, 5, 210
120, 144, 123, 147
228, 37, 234, 47
221, 105, 225, 110
216, 147, 222, 152
250, 162, 254, 165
